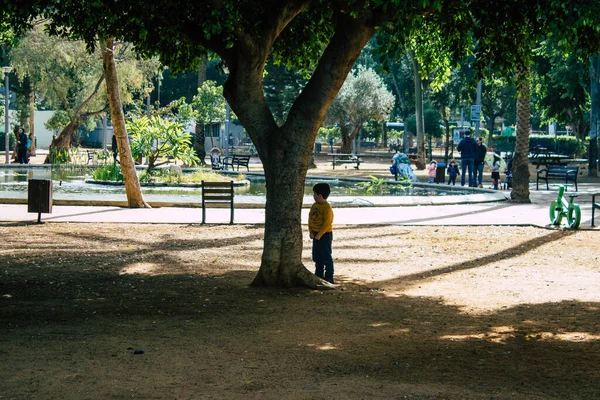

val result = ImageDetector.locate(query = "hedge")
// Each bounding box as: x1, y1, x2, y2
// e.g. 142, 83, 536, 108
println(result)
488, 134, 589, 157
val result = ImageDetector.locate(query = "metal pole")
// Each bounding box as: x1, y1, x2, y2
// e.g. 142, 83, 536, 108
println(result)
4, 72, 9, 164
157, 76, 161, 107
475, 79, 482, 137
102, 113, 108, 149
224, 103, 230, 171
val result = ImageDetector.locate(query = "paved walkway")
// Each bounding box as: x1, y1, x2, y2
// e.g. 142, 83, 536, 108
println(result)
1, 183, 598, 229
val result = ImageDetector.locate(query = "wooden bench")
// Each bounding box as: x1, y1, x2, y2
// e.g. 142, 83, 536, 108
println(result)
328, 153, 362, 170
592, 192, 600, 227
201, 181, 234, 224
536, 165, 579, 191
86, 149, 108, 165
86, 150, 95, 165
223, 154, 251, 171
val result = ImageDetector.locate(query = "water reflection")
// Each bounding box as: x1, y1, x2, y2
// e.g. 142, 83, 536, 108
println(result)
0, 166, 472, 202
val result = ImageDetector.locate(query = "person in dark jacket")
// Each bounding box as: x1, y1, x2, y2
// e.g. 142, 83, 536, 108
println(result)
457, 130, 477, 187
446, 159, 460, 185
473, 137, 487, 188
16, 128, 29, 164
111, 134, 119, 164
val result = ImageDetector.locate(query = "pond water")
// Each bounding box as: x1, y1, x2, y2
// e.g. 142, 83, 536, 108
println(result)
0, 167, 474, 204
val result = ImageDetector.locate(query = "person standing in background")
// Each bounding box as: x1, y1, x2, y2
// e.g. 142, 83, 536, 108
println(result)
457, 130, 477, 187
474, 137, 487, 188
16, 127, 29, 164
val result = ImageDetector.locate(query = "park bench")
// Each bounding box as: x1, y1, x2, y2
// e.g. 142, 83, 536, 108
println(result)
536, 165, 579, 192
86, 149, 108, 165
329, 153, 362, 170
592, 192, 600, 227
201, 180, 234, 224
86, 150, 95, 165
532, 155, 569, 169
223, 154, 251, 171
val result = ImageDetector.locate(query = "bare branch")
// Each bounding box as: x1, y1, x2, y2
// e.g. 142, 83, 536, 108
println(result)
75, 73, 106, 114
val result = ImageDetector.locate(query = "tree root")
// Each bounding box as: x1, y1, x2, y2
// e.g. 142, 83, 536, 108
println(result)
251, 263, 336, 290
295, 267, 336, 290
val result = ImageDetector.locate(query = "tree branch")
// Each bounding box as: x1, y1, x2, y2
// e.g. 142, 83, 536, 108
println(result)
285, 11, 380, 134
75, 72, 106, 115
81, 105, 109, 118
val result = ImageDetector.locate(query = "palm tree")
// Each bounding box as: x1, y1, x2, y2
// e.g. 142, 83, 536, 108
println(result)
511, 65, 531, 203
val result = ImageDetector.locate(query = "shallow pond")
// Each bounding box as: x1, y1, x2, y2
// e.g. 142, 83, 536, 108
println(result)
0, 167, 473, 203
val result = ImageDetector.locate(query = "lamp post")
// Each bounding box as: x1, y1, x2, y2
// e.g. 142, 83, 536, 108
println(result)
2, 66, 11, 164
224, 102, 231, 171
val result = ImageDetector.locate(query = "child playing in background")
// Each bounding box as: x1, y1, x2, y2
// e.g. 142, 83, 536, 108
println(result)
427, 160, 438, 183
447, 159, 460, 185
491, 156, 501, 190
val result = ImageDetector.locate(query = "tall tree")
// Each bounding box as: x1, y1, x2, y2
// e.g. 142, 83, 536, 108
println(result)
10, 25, 158, 163
101, 38, 149, 207
10, 25, 107, 160
7, 0, 600, 287
481, 77, 516, 134
326, 66, 394, 153
590, 54, 599, 177
511, 66, 532, 203
532, 41, 590, 140
409, 50, 426, 167
190, 80, 227, 149
193, 54, 208, 163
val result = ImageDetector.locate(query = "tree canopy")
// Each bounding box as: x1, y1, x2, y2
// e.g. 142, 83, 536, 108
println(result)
326, 66, 394, 153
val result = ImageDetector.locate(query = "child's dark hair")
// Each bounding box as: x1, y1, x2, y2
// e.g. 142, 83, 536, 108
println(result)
313, 183, 331, 199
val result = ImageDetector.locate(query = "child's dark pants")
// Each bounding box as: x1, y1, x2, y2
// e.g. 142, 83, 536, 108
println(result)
312, 232, 334, 284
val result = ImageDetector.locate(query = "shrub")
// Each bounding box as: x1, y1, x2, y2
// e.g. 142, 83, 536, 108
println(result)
93, 164, 124, 181
0, 132, 16, 151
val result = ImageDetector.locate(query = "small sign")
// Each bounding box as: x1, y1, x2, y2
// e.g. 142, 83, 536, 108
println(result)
471, 105, 482, 121
453, 129, 462, 144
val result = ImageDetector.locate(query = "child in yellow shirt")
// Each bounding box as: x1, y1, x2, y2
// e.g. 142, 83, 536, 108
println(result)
308, 183, 334, 284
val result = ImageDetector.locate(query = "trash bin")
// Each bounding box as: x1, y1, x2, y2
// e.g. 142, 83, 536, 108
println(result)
314, 142, 322, 154
435, 163, 446, 184
28, 179, 53, 222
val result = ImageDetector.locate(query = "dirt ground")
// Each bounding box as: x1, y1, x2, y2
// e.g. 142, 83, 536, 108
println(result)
1, 222, 599, 400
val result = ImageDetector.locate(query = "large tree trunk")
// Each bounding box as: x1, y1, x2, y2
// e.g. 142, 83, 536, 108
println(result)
340, 123, 360, 154
511, 66, 531, 203
194, 56, 208, 165
250, 127, 327, 288
101, 38, 149, 208
589, 54, 599, 177
221, 11, 374, 288
390, 65, 408, 120
44, 120, 78, 163
410, 51, 426, 170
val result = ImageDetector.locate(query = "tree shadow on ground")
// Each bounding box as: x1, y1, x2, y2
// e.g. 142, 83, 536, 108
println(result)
0, 223, 598, 400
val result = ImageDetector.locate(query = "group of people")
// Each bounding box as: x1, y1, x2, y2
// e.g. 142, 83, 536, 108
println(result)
456, 130, 504, 189
402, 131, 507, 189
456, 130, 487, 187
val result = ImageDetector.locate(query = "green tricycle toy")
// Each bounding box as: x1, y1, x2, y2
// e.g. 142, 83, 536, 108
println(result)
549, 184, 581, 229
